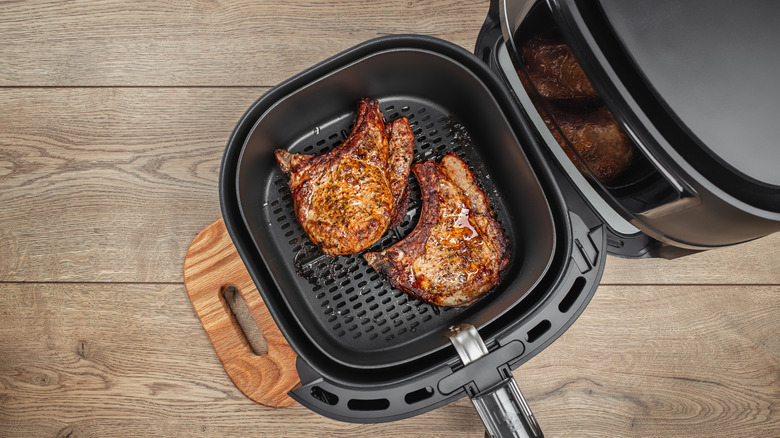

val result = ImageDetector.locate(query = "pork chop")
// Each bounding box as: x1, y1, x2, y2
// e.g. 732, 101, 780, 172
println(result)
521, 35, 600, 106
363, 154, 509, 307
275, 98, 414, 255
519, 35, 634, 183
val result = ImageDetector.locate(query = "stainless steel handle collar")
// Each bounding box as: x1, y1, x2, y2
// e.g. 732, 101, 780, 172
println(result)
448, 324, 544, 438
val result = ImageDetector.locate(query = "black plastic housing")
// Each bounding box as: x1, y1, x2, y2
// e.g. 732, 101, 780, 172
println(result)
220, 35, 607, 422
499, 0, 780, 254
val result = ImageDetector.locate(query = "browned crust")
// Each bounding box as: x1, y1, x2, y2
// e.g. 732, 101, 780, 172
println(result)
274, 99, 415, 255
363, 160, 439, 295
549, 106, 633, 184
386, 117, 414, 229
387, 184, 410, 230
274, 99, 379, 184
438, 154, 509, 271
517, 38, 634, 184
274, 99, 391, 255
388, 118, 415, 201
364, 154, 509, 307
274, 149, 313, 175
521, 35, 599, 105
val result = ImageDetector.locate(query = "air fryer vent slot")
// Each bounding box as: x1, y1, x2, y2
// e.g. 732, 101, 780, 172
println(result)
310, 386, 339, 406
347, 397, 390, 411
404, 386, 435, 405
558, 276, 585, 313
526, 319, 551, 343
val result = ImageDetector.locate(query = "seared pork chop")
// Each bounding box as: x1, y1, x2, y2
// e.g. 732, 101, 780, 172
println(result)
521, 35, 599, 106
363, 154, 509, 307
275, 99, 414, 255
546, 106, 633, 184
519, 35, 634, 183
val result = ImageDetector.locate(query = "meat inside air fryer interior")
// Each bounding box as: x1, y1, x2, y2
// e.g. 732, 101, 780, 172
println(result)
519, 35, 634, 184
364, 153, 509, 307
274, 98, 414, 256
274, 98, 510, 307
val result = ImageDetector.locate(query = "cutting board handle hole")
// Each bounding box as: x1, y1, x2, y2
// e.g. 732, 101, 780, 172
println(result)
222, 284, 269, 356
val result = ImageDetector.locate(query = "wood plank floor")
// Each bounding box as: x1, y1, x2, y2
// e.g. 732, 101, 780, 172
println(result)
1, 1, 778, 437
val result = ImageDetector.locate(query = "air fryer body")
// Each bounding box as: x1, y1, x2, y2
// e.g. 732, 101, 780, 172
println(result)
480, 0, 780, 258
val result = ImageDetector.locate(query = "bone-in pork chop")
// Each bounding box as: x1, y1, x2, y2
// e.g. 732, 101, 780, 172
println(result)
363, 154, 509, 307
519, 35, 634, 183
275, 98, 414, 255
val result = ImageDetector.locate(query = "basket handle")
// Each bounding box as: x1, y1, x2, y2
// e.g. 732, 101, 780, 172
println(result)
449, 324, 543, 438
183, 219, 299, 408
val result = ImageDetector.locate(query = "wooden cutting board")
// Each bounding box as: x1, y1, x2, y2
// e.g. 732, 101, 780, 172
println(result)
182, 219, 299, 408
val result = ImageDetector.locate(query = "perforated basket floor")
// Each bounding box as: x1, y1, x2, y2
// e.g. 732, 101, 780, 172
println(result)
260, 97, 513, 356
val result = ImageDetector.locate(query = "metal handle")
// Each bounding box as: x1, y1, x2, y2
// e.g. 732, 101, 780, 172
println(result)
448, 324, 543, 438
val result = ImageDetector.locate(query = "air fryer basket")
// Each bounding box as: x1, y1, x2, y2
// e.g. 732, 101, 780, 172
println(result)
220, 35, 607, 425
235, 45, 556, 369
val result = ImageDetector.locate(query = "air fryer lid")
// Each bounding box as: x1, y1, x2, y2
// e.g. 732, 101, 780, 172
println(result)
596, 0, 780, 185
551, 0, 780, 212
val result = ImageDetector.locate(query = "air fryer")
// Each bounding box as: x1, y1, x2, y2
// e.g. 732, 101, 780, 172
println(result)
217, 1, 780, 437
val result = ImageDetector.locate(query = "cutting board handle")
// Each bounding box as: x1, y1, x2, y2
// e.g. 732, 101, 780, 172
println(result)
183, 219, 299, 408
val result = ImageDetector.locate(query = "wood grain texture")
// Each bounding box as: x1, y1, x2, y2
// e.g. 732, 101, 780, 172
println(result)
516, 285, 780, 438
1, 283, 777, 437
1, 0, 778, 436
603, 234, 780, 284
1, 87, 778, 283
0, 282, 486, 437
183, 219, 298, 407
0, 0, 487, 86
0, 87, 258, 282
